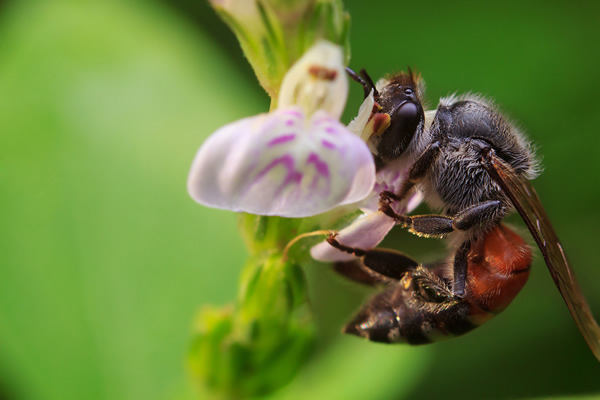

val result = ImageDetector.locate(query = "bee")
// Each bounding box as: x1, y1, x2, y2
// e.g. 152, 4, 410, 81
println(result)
329, 68, 600, 358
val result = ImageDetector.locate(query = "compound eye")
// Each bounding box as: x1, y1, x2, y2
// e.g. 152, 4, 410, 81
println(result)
377, 100, 421, 158
394, 101, 419, 123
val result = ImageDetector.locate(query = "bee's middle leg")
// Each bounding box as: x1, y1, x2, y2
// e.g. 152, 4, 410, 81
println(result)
382, 200, 504, 238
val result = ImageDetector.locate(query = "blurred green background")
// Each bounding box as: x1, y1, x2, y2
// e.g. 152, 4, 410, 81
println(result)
1, 1, 599, 399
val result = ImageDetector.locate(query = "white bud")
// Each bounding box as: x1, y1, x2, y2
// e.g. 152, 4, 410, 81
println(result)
278, 41, 348, 120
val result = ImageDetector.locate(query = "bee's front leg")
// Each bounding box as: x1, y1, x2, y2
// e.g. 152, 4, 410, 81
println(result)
379, 140, 442, 208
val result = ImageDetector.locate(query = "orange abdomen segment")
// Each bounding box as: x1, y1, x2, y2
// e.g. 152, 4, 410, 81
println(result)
467, 224, 532, 317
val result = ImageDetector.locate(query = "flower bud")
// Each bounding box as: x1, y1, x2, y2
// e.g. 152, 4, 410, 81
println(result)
278, 41, 348, 120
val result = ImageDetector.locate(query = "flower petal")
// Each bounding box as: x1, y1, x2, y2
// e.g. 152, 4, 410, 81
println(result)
347, 89, 375, 139
187, 107, 376, 217
347, 90, 393, 156
310, 211, 396, 262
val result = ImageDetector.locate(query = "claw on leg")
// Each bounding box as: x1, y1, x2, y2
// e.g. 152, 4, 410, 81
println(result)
379, 190, 401, 204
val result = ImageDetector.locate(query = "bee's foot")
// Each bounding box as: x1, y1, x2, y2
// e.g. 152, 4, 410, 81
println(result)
379, 190, 400, 205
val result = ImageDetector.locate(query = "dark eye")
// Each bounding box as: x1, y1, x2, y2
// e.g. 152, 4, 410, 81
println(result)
404, 88, 414, 96
394, 101, 419, 123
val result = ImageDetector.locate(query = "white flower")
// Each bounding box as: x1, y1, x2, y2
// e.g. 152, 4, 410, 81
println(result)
187, 41, 376, 217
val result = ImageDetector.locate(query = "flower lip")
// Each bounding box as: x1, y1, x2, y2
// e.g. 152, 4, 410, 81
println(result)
188, 107, 376, 218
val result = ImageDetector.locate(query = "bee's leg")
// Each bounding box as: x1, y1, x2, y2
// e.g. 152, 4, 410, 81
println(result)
380, 141, 441, 205
326, 235, 418, 281
333, 260, 386, 286
385, 200, 504, 238
325, 235, 367, 257
453, 200, 505, 230
452, 241, 471, 297
361, 248, 419, 281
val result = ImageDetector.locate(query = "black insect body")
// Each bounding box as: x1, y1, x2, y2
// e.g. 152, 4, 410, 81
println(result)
330, 68, 600, 359
331, 224, 531, 344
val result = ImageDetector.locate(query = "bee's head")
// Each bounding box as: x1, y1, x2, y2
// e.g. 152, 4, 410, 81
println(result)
374, 69, 426, 162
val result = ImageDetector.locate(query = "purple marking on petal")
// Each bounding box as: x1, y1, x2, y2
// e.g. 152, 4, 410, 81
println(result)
325, 126, 338, 135
306, 153, 330, 178
254, 155, 303, 198
268, 134, 296, 147
321, 139, 335, 149
305, 153, 330, 195
285, 119, 295, 126
276, 157, 303, 197
284, 167, 303, 185
256, 155, 296, 180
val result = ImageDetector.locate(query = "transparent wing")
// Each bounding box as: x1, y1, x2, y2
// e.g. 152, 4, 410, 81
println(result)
484, 151, 600, 361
